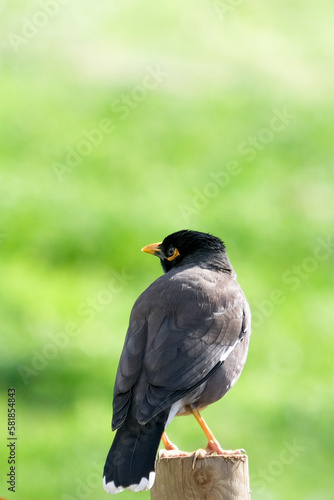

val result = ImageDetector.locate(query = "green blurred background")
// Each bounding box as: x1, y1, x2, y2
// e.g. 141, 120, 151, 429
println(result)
1, 1, 333, 499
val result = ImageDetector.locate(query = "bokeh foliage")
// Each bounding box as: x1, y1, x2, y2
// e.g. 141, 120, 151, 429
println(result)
0, 1, 333, 499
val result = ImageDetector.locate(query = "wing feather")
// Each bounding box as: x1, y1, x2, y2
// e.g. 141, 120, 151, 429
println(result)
112, 266, 249, 429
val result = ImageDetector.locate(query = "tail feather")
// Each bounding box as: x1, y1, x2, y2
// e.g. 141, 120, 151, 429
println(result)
103, 412, 167, 493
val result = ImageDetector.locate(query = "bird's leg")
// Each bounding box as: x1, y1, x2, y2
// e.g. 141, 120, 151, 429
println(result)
159, 432, 189, 459
191, 407, 246, 458
161, 432, 178, 451
191, 408, 226, 455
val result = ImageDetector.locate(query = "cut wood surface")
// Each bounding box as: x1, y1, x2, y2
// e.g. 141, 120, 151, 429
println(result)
150, 454, 251, 500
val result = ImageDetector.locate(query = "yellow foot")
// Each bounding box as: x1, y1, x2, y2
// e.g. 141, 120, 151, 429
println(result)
191, 444, 247, 468
205, 440, 247, 456
160, 432, 190, 459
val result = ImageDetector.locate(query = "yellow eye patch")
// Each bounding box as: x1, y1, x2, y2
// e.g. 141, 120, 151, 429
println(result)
166, 248, 180, 261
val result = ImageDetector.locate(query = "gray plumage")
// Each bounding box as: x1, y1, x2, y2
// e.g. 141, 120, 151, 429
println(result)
103, 230, 251, 494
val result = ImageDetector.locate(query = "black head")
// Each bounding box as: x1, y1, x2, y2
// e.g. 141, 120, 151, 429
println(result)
142, 230, 232, 273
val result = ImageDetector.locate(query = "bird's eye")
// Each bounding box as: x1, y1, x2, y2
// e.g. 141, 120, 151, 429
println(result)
167, 246, 175, 257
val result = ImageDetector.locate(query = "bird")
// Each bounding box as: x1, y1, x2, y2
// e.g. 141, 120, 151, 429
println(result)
103, 229, 251, 494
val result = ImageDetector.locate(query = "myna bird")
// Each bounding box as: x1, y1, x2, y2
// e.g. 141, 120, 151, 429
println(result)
103, 230, 251, 494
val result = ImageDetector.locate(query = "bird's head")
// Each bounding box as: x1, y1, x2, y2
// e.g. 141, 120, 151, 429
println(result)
141, 229, 232, 273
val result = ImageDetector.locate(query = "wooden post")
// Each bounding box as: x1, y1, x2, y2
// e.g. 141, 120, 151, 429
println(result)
151, 454, 251, 500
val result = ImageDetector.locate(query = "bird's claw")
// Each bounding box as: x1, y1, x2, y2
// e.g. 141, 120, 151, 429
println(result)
205, 439, 226, 455
191, 449, 206, 469
190, 444, 247, 468
205, 439, 247, 456
159, 448, 190, 460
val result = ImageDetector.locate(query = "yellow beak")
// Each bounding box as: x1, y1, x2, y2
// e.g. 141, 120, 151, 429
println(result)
141, 242, 162, 256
